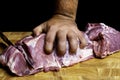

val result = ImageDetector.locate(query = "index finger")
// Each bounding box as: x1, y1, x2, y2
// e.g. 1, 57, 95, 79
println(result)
33, 22, 46, 36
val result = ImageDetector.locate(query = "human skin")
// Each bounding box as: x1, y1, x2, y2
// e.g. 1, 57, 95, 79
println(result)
33, 0, 86, 56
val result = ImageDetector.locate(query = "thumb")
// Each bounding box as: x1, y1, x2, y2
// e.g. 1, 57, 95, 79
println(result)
33, 22, 46, 36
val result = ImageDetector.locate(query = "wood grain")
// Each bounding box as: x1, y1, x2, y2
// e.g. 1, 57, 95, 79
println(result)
0, 32, 120, 80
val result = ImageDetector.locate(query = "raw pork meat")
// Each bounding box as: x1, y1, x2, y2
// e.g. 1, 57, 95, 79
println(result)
0, 34, 93, 76
0, 23, 120, 76
85, 23, 120, 58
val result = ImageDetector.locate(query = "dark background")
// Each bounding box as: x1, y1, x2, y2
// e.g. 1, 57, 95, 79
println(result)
0, 0, 119, 31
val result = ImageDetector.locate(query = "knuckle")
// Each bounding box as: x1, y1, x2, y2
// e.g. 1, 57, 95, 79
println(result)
57, 42, 66, 56
46, 33, 54, 43
79, 37, 87, 48
46, 36, 52, 43
45, 43, 52, 54
68, 32, 78, 54
59, 42, 66, 51
57, 30, 64, 38
69, 40, 78, 53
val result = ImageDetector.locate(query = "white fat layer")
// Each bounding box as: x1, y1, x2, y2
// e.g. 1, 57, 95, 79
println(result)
59, 41, 93, 67
7, 50, 19, 73
0, 55, 6, 64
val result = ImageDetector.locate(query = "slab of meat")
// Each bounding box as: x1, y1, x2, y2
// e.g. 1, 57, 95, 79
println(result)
85, 23, 120, 58
0, 34, 93, 76
0, 23, 120, 76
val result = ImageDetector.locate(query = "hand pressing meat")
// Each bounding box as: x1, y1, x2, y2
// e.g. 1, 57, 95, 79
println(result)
0, 23, 120, 76
0, 32, 93, 76
33, 0, 87, 56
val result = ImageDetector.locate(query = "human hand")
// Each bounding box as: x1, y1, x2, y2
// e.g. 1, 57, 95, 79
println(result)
33, 14, 86, 56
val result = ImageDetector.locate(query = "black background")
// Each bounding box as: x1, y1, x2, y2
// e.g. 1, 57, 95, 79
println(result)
0, 0, 120, 31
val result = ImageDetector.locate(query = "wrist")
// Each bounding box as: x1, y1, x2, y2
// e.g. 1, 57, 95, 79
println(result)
53, 13, 76, 21
54, 0, 78, 21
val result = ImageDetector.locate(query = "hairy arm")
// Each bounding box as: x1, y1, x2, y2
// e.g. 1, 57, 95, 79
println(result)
55, 0, 78, 20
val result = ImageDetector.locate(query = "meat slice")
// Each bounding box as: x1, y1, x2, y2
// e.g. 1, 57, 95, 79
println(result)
86, 23, 120, 58
0, 46, 40, 76
0, 34, 93, 76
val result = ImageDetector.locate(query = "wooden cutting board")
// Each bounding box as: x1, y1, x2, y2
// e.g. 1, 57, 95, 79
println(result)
0, 32, 120, 80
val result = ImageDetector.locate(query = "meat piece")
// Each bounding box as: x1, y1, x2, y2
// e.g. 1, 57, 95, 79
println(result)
0, 46, 41, 76
0, 34, 93, 76
0, 23, 120, 76
86, 23, 120, 58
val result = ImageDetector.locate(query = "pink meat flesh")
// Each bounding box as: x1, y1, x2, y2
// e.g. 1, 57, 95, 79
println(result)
0, 23, 120, 76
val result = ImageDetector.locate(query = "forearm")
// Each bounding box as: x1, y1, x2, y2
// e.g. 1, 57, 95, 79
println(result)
55, 0, 78, 20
